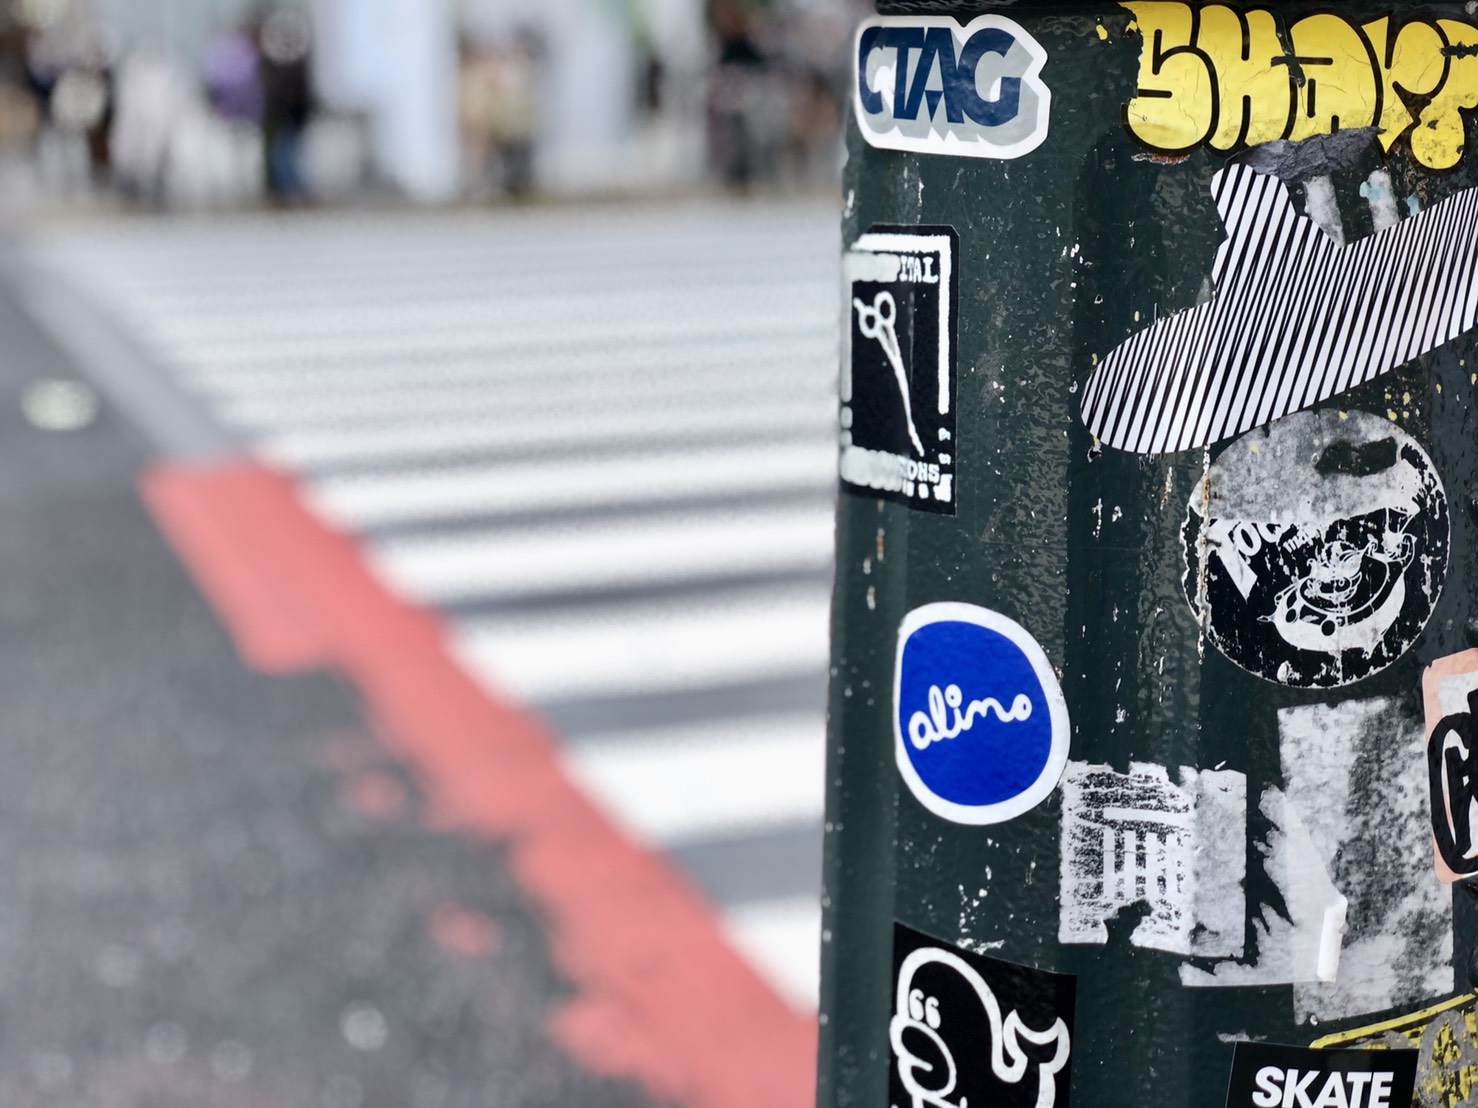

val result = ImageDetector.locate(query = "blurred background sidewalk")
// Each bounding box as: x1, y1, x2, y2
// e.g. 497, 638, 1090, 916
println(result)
0, 0, 852, 1105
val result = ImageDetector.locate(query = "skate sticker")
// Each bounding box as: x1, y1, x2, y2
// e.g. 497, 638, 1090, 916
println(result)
1079, 161, 1478, 455
1223, 1041, 1415, 1108
842, 226, 957, 514
1181, 410, 1448, 689
889, 921, 1074, 1108
854, 14, 1051, 160
894, 602, 1069, 824
1423, 650, 1478, 882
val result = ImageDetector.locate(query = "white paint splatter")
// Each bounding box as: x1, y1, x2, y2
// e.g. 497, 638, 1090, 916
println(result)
1304, 175, 1345, 245
1360, 168, 1400, 233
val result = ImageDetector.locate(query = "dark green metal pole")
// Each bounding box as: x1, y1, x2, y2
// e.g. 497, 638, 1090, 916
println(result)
821, 4, 1478, 1105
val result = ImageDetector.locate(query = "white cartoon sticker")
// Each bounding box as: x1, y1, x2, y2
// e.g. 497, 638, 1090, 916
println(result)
890, 922, 1074, 1108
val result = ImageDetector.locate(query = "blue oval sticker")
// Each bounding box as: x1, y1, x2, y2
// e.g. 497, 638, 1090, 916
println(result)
894, 602, 1070, 824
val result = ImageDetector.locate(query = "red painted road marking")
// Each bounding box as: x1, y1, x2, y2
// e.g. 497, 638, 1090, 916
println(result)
142, 460, 817, 1108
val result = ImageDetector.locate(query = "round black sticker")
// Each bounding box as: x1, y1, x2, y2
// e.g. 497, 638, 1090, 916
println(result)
1182, 409, 1448, 688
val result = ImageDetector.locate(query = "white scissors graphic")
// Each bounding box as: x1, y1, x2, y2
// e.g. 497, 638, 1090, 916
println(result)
854, 290, 925, 456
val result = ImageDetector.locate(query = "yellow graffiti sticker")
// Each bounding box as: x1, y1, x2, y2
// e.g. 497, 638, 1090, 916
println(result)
1312, 993, 1478, 1108
1122, 3, 1478, 169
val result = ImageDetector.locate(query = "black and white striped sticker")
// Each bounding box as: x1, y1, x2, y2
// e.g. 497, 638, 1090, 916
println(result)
1080, 163, 1478, 455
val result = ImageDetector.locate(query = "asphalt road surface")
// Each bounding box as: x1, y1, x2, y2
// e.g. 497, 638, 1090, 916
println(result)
6, 196, 840, 1106
0, 254, 658, 1108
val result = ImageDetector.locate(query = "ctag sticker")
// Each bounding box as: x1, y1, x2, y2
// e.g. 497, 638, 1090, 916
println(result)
894, 602, 1069, 824
853, 14, 1051, 160
841, 226, 957, 513
890, 922, 1075, 1108
1224, 1041, 1415, 1108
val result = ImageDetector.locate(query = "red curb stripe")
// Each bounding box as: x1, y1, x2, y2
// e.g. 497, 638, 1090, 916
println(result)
140, 459, 817, 1108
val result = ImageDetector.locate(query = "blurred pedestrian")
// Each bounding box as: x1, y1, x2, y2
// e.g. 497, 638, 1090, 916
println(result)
705, 0, 769, 190
50, 30, 112, 182
491, 31, 539, 198
457, 35, 500, 197
458, 30, 539, 200
0, 16, 40, 155
204, 23, 262, 125
109, 46, 190, 204
258, 6, 312, 203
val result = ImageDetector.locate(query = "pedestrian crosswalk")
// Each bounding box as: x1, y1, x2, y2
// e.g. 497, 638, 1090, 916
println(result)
30, 199, 839, 1012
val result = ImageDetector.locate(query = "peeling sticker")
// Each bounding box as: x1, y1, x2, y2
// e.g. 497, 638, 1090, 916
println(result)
853, 15, 1051, 161
1312, 993, 1478, 1108
1423, 650, 1478, 882
842, 227, 958, 514
1180, 786, 1347, 990
894, 603, 1069, 825
1183, 698, 1453, 1025
1058, 760, 1246, 956
890, 921, 1075, 1108
1224, 1041, 1417, 1108
1181, 411, 1448, 689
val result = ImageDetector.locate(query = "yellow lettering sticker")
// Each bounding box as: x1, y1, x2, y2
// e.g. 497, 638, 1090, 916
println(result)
1122, 3, 1478, 170
1200, 5, 1291, 151
1414, 20, 1478, 169
1122, 1, 1213, 151
1285, 14, 1380, 141
1364, 17, 1447, 151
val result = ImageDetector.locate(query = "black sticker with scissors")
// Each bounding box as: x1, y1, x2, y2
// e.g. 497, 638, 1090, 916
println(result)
841, 225, 958, 514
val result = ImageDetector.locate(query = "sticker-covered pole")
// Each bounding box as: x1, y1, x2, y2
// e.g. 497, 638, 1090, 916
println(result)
820, 3, 1478, 1105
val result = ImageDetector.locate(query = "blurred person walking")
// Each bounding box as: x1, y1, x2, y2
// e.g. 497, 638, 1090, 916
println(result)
259, 6, 312, 203
705, 0, 769, 190
0, 13, 40, 165
45, 36, 113, 189
458, 32, 539, 200
456, 36, 500, 198
109, 46, 190, 205
204, 23, 262, 127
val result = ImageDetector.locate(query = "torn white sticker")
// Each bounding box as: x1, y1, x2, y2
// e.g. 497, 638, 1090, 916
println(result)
1179, 787, 1347, 990
1182, 698, 1453, 1024
1058, 761, 1246, 956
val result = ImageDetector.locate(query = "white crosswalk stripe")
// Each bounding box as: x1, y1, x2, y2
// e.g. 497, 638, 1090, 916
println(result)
373, 504, 835, 604
559, 714, 826, 843
31, 200, 840, 1012
305, 441, 836, 529
454, 586, 831, 702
